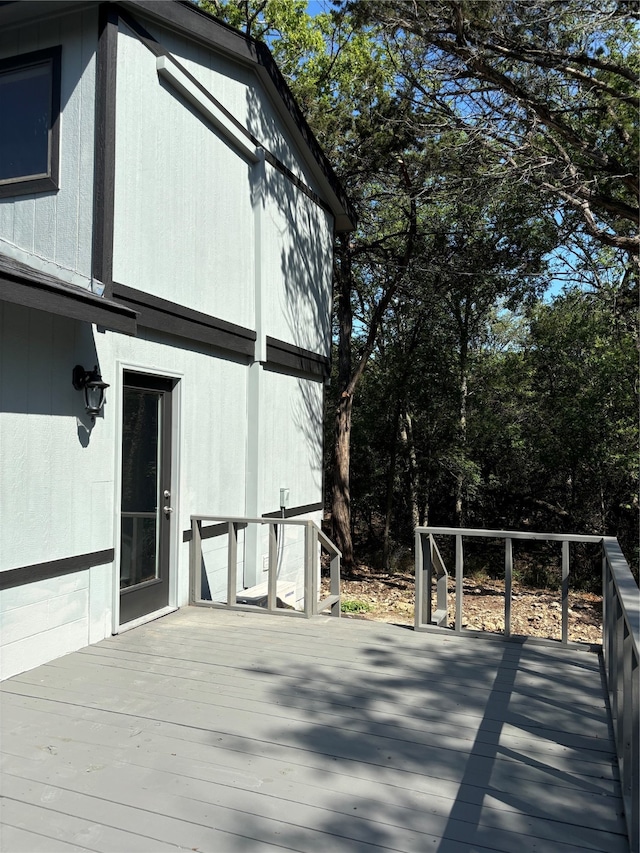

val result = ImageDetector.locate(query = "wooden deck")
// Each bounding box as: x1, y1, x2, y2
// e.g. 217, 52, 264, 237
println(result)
0, 607, 629, 853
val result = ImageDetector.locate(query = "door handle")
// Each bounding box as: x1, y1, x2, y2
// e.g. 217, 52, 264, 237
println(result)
163, 506, 173, 514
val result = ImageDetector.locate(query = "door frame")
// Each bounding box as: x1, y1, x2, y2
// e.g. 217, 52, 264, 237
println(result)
112, 361, 182, 633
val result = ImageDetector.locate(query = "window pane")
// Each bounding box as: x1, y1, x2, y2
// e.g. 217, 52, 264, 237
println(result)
0, 62, 51, 181
120, 516, 158, 588
121, 388, 161, 513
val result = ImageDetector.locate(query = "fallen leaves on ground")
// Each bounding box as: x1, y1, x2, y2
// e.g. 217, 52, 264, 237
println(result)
323, 564, 602, 644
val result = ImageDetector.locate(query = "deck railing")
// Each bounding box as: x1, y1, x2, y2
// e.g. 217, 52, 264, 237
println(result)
414, 526, 639, 853
602, 536, 640, 853
189, 515, 341, 618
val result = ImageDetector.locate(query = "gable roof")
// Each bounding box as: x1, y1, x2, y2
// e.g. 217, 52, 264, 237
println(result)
0, 0, 356, 231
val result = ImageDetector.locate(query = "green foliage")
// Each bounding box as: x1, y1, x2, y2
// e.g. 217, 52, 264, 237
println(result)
341, 598, 372, 613
195, 0, 638, 582
350, 0, 639, 257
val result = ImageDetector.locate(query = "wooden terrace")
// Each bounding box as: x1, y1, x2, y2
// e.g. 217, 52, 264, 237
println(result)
0, 606, 629, 853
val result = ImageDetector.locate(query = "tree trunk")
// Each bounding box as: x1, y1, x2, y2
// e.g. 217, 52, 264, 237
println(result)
454, 308, 469, 528
329, 165, 418, 569
454, 369, 468, 527
401, 407, 420, 531
383, 400, 402, 569
332, 391, 354, 566
331, 235, 355, 568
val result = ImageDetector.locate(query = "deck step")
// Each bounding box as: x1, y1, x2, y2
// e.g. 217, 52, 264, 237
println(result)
317, 593, 340, 612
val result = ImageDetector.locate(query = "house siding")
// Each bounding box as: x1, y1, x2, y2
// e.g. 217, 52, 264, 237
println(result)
0, 301, 250, 679
0, 302, 115, 572
0, 10, 98, 282
261, 169, 334, 355
140, 17, 327, 196
112, 19, 255, 329
258, 369, 324, 510
0, 566, 96, 681
0, 1, 347, 680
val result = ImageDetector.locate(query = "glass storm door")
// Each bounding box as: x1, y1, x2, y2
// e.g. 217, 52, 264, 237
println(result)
119, 373, 173, 625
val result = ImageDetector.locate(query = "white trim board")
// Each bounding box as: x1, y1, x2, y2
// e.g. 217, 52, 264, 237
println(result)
156, 55, 259, 163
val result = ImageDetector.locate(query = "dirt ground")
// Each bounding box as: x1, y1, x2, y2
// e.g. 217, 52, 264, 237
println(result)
324, 564, 603, 645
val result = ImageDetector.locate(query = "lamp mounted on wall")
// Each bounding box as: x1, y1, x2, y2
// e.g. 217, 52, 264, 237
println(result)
72, 364, 109, 421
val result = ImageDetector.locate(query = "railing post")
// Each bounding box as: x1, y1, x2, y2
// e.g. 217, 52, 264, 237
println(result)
504, 537, 513, 638
227, 522, 237, 606
629, 645, 639, 853
267, 522, 277, 611
330, 543, 341, 618
561, 540, 569, 645
190, 517, 202, 604
304, 521, 315, 618
414, 530, 423, 629
602, 550, 609, 667
455, 534, 464, 633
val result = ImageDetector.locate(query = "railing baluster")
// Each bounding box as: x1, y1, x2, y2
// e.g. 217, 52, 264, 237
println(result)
304, 521, 315, 617
227, 521, 237, 606
622, 623, 633, 800
414, 530, 423, 629
561, 540, 569, 645
505, 538, 513, 638
330, 547, 341, 617
188, 516, 340, 621
267, 522, 277, 611
602, 553, 609, 666
190, 517, 202, 605
455, 534, 463, 633
425, 534, 434, 625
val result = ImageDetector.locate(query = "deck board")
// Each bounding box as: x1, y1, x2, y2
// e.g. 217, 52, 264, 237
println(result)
0, 607, 629, 853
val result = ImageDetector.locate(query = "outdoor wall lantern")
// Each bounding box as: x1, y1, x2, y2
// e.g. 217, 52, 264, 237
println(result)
72, 364, 109, 421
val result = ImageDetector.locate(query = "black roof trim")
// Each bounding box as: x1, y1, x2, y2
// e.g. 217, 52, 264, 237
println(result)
113, 282, 256, 357
0, 253, 137, 334
265, 335, 330, 378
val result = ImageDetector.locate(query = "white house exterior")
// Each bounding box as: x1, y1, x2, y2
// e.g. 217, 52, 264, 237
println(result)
0, 0, 354, 680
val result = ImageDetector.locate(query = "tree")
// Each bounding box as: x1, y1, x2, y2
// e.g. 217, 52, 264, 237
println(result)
199, 0, 421, 567
198, 1, 638, 574
350, 0, 639, 258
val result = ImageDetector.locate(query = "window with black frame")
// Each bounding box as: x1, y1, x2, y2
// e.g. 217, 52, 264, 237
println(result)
0, 46, 61, 197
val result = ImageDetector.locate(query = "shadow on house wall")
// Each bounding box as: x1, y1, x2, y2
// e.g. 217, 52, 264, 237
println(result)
0, 301, 102, 438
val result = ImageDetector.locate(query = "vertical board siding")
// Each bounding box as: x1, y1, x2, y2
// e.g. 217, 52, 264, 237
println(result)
0, 303, 115, 572
143, 20, 323, 193
112, 22, 255, 329
258, 369, 323, 510
1, 310, 251, 674
262, 168, 333, 355
0, 11, 97, 279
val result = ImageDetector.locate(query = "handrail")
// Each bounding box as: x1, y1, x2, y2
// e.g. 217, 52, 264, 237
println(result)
189, 514, 341, 619
418, 526, 604, 543
414, 525, 639, 853
602, 537, 639, 853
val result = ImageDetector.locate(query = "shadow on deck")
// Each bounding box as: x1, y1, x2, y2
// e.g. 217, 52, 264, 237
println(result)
0, 607, 629, 853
